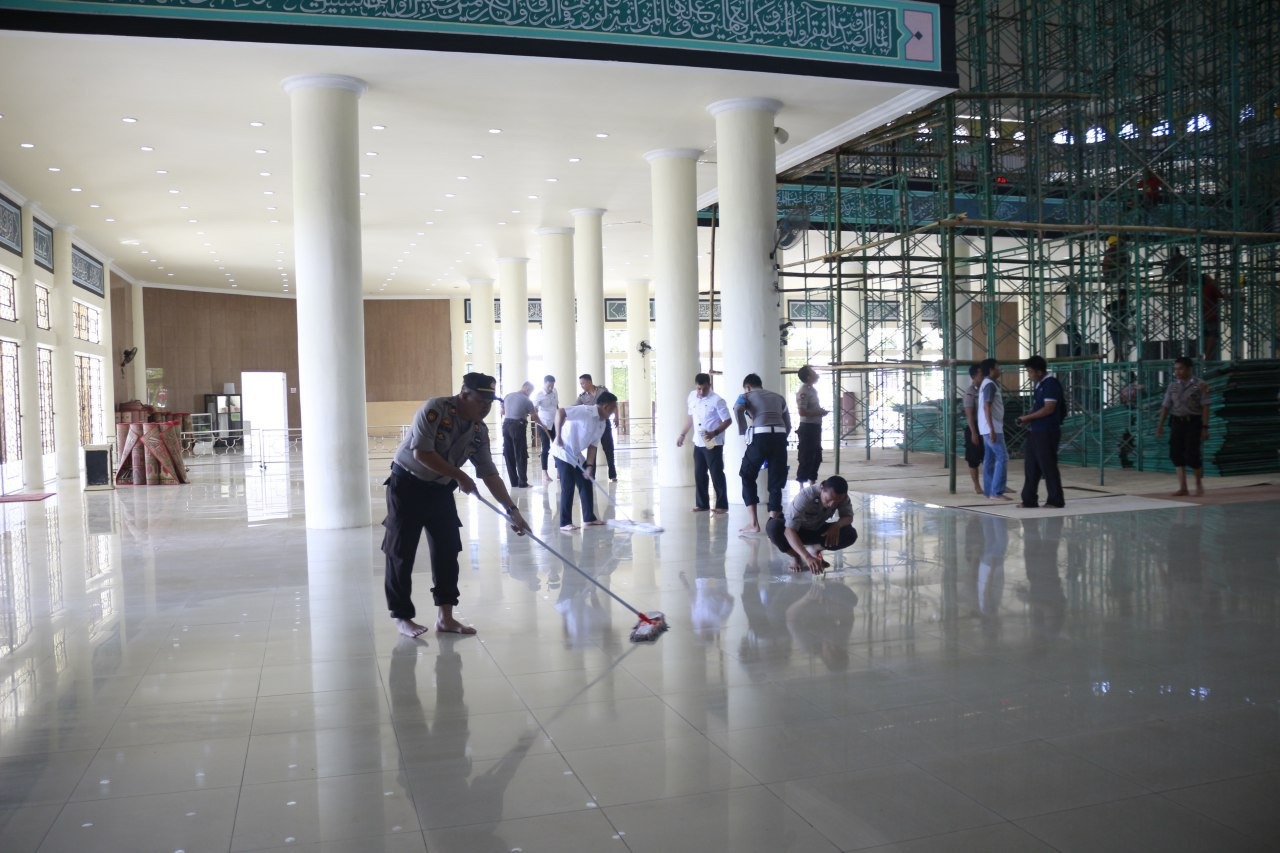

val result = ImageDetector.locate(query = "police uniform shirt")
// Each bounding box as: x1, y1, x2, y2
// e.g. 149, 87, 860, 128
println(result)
962, 380, 980, 417
502, 391, 536, 422
736, 388, 791, 436
978, 377, 1004, 436
394, 395, 499, 484
576, 384, 610, 406
1162, 376, 1210, 417
686, 389, 731, 448
796, 384, 823, 425
784, 484, 853, 531
532, 388, 559, 429
551, 404, 607, 466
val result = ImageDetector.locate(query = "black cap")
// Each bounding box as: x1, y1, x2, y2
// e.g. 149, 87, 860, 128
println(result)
461, 372, 498, 400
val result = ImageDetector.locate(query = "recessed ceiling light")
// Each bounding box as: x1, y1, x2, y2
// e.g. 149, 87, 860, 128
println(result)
425, 221, 434, 225
546, 177, 558, 182
498, 221, 507, 226
19, 143, 34, 149
266, 206, 277, 211
148, 259, 157, 263
527, 195, 538, 200
359, 173, 371, 179
359, 192, 367, 197
569, 157, 582, 163
595, 132, 609, 138
511, 209, 521, 214
372, 124, 386, 130
471, 154, 483, 160
70, 187, 82, 192
167, 272, 175, 277
415, 231, 425, 236
444, 193, 455, 198
250, 121, 264, 127
90, 203, 100, 208
119, 239, 140, 246
140, 250, 150, 255
141, 146, 154, 152
269, 220, 279, 224
457, 176, 469, 180
259, 172, 271, 177
433, 208, 443, 212
105, 217, 115, 222
155, 169, 167, 175
263, 191, 274, 196
254, 148, 268, 155
188, 219, 197, 223
179, 205, 189, 210
365, 151, 378, 157
122, 117, 137, 123
488, 128, 502, 134
168, 189, 180, 194
48, 166, 60, 172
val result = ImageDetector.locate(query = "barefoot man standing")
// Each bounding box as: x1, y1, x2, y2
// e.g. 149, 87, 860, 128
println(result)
1155, 357, 1211, 497
383, 372, 530, 638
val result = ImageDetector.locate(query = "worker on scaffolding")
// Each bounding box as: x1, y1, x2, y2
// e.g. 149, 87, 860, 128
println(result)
1104, 287, 1135, 362
1101, 235, 1129, 285
1198, 273, 1223, 360
1138, 168, 1165, 210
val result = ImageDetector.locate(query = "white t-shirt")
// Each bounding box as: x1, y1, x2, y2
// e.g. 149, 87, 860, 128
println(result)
532, 387, 559, 430
978, 377, 1004, 436
551, 404, 607, 466
687, 389, 731, 448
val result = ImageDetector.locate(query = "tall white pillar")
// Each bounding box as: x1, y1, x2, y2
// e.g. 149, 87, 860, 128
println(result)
497, 257, 530, 393
572, 208, 606, 383
538, 226, 575, 389
51, 226, 80, 478
469, 277, 496, 378
100, 266, 118, 430
708, 98, 782, 478
284, 73, 371, 529
130, 283, 147, 402
17, 206, 45, 488
625, 278, 653, 433
645, 148, 701, 487
449, 297, 467, 382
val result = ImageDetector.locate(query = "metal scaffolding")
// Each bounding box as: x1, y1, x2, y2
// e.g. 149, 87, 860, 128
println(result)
774, 0, 1280, 487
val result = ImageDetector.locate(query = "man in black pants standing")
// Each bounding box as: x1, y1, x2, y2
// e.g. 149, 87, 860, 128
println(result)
500, 381, 536, 488
734, 373, 791, 535
576, 373, 618, 481
1155, 356, 1211, 496
383, 373, 529, 638
794, 365, 828, 487
1015, 355, 1065, 508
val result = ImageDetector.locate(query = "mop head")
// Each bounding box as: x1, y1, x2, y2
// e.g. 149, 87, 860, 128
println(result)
608, 519, 665, 535
629, 611, 669, 643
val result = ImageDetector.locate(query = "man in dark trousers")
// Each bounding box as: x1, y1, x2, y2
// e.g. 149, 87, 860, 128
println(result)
767, 475, 858, 574
1155, 356, 1211, 496
734, 373, 791, 535
794, 364, 829, 487
1015, 355, 1065, 508
383, 373, 530, 638
576, 373, 618, 481
961, 363, 985, 495
500, 381, 536, 488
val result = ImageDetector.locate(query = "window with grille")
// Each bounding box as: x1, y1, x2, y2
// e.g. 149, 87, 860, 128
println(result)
72, 301, 101, 343
74, 353, 105, 446
37, 347, 54, 455
35, 286, 50, 330
0, 270, 16, 322
0, 340, 20, 464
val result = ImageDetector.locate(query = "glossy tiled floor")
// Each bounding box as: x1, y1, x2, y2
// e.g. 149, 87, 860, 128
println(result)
1, 450, 1278, 852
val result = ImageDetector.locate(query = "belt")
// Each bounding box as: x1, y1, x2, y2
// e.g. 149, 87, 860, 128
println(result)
390, 462, 453, 489
752, 426, 787, 434
1171, 414, 1200, 422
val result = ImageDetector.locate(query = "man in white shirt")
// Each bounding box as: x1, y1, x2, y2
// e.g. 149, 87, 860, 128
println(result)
532, 375, 559, 482
977, 358, 1010, 501
552, 391, 619, 532
677, 372, 732, 514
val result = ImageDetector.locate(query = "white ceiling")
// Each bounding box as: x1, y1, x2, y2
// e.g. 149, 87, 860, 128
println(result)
0, 29, 948, 298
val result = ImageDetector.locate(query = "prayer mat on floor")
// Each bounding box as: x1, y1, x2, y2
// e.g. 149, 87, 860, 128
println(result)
0, 492, 54, 502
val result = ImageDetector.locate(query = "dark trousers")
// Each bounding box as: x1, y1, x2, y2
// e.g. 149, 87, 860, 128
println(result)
555, 457, 597, 527
963, 425, 985, 469
599, 420, 617, 480
382, 466, 463, 618
766, 516, 858, 559
1169, 416, 1204, 469
741, 432, 789, 513
501, 419, 529, 487
1021, 429, 1064, 507
693, 444, 728, 510
537, 424, 554, 472
796, 422, 822, 483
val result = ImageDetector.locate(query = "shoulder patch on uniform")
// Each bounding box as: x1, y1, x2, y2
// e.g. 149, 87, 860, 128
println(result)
426, 409, 440, 423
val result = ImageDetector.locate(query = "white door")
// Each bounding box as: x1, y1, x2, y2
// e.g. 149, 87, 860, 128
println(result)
240, 371, 288, 460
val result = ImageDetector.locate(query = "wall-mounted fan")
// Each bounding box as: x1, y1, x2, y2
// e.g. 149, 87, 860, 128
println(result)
771, 205, 809, 258
120, 346, 138, 377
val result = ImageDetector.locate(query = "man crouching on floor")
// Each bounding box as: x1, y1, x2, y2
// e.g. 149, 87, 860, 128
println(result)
766, 475, 858, 573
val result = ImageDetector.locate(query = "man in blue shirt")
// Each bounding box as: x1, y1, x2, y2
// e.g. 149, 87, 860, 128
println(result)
1015, 355, 1065, 508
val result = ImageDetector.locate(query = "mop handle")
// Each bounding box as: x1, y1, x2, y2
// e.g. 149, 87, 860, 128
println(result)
473, 493, 653, 624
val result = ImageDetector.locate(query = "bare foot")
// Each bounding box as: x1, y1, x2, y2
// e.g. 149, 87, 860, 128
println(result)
435, 617, 477, 635
1194, 487, 1205, 496
584, 519, 606, 526
395, 619, 430, 639
787, 559, 803, 572
711, 508, 728, 516
974, 488, 984, 495
1171, 489, 1190, 496
739, 524, 761, 535
560, 524, 580, 532
691, 506, 709, 513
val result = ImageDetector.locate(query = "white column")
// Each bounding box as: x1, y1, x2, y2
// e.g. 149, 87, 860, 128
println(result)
51, 226, 80, 478
469, 277, 496, 378
17, 206, 45, 488
283, 73, 371, 529
449, 296, 467, 382
572, 208, 606, 383
645, 148, 701, 488
625, 278, 653, 434
100, 267, 117, 431
497, 257, 530, 393
130, 283, 147, 402
708, 98, 782, 478
538, 226, 575, 389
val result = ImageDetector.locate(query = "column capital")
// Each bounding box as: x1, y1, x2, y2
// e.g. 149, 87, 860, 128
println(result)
570, 207, 607, 218
535, 226, 574, 236
643, 147, 702, 163
497, 256, 530, 265
282, 74, 368, 96
707, 97, 783, 117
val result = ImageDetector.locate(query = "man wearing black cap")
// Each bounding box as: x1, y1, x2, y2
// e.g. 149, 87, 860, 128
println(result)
383, 372, 530, 638
766, 475, 858, 574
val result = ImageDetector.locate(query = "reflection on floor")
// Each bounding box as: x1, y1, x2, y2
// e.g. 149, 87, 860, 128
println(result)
1, 452, 1277, 852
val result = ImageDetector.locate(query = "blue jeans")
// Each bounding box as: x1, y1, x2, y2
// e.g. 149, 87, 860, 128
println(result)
982, 434, 1008, 498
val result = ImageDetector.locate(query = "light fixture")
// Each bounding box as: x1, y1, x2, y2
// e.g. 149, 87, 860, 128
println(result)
372, 124, 386, 130
168, 189, 180, 194
19, 143, 34, 149
155, 169, 167, 175
259, 171, 271, 177
527, 195, 538, 200
254, 149, 268, 154
122, 117, 137, 123
140, 145, 154, 152
595, 132, 609, 138
249, 121, 264, 127
365, 151, 379, 157
471, 154, 483, 160
546, 177, 558, 182
488, 128, 502, 134
569, 157, 582, 163
48, 166, 60, 172
70, 187, 82, 192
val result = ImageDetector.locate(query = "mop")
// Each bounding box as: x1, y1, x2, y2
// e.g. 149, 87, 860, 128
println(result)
474, 494, 669, 642
571, 460, 664, 535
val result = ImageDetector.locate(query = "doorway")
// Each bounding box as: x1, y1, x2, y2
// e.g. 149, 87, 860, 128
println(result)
240, 371, 288, 460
